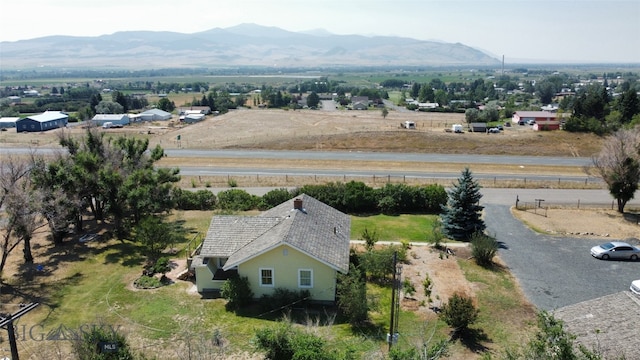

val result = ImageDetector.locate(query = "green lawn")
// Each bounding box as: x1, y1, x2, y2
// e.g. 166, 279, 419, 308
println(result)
351, 214, 438, 242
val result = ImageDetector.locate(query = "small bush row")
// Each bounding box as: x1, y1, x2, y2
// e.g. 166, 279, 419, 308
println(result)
172, 181, 447, 215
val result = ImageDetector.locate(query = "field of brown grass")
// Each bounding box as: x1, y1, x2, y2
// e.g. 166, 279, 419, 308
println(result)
0, 108, 603, 157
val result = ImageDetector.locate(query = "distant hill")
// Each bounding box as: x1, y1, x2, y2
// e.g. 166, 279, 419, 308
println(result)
0, 23, 500, 69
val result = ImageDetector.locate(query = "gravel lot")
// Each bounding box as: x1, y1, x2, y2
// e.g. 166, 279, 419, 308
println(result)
484, 203, 639, 311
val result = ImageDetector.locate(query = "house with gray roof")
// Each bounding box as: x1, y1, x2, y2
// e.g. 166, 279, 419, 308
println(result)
192, 194, 351, 303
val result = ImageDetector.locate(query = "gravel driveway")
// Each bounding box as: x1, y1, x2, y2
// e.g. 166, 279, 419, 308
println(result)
484, 203, 639, 310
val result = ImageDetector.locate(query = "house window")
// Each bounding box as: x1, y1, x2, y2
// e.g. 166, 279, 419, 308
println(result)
259, 268, 274, 287
298, 269, 313, 288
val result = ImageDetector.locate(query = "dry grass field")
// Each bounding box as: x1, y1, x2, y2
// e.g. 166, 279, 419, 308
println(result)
150, 108, 603, 156
0, 108, 603, 156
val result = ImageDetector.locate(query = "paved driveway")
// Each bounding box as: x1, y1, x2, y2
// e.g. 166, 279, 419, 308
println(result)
484, 203, 639, 310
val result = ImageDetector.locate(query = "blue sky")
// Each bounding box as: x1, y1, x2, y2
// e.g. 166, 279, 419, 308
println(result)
1, 0, 638, 63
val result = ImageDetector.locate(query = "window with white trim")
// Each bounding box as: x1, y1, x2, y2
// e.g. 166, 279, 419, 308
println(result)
298, 269, 313, 288
259, 268, 274, 287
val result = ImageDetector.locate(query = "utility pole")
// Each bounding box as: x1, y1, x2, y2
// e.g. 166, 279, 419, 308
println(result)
387, 251, 398, 351
0, 303, 39, 360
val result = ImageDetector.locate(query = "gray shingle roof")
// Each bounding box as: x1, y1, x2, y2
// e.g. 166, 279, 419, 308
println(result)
200, 194, 351, 273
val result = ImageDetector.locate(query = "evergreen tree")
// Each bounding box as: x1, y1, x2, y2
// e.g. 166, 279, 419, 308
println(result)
440, 168, 485, 241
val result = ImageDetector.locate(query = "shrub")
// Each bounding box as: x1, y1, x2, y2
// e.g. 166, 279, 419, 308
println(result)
470, 232, 499, 267
151, 256, 171, 275
134, 275, 163, 289
403, 279, 416, 297
221, 276, 254, 311
254, 322, 334, 360
360, 227, 378, 251
439, 293, 478, 334
172, 188, 216, 210
358, 246, 406, 282
259, 288, 310, 313
72, 323, 134, 360
337, 266, 368, 324
258, 188, 294, 210
217, 189, 259, 211
423, 274, 433, 302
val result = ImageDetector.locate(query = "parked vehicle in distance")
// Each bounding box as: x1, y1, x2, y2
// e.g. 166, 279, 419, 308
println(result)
526, 119, 536, 125
631, 279, 640, 295
590, 241, 640, 260
102, 122, 123, 129
488, 127, 500, 133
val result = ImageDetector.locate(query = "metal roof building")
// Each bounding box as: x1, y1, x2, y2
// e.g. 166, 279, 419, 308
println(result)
15, 111, 68, 132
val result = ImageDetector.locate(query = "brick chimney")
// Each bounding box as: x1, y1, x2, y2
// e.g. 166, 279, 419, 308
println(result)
293, 198, 303, 210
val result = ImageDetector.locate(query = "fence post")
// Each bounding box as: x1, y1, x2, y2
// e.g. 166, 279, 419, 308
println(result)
577, 199, 580, 209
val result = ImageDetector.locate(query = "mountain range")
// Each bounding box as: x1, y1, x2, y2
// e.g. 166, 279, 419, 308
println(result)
0, 23, 500, 69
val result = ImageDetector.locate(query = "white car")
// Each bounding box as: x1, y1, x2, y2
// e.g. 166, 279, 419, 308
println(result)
631, 280, 640, 295
590, 241, 640, 260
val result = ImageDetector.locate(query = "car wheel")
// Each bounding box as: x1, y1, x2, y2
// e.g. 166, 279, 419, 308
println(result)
602, 254, 610, 260
631, 254, 638, 260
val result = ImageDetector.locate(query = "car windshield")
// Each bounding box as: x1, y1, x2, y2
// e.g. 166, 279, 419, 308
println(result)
600, 243, 615, 250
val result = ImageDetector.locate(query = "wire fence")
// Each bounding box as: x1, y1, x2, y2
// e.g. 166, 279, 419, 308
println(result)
179, 173, 605, 191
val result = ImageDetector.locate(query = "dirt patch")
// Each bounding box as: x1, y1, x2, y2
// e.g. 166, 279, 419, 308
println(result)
512, 207, 640, 241
400, 245, 474, 316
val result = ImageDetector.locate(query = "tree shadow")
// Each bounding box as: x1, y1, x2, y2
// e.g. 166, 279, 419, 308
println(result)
1, 271, 84, 312
451, 327, 492, 353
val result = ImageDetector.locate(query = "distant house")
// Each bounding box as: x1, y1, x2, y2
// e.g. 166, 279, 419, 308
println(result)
540, 104, 559, 113
181, 113, 205, 124
192, 194, 351, 304
418, 102, 439, 109
15, 111, 67, 132
139, 108, 172, 121
91, 114, 130, 127
0, 117, 19, 129
512, 111, 560, 130
178, 106, 211, 115
352, 102, 368, 110
468, 122, 487, 132
22, 90, 39, 97
351, 96, 369, 105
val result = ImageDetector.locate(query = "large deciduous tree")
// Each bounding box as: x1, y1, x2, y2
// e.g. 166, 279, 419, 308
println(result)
440, 168, 485, 241
1, 156, 33, 273
590, 128, 640, 213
